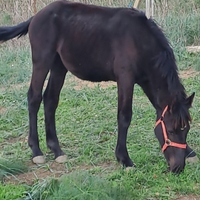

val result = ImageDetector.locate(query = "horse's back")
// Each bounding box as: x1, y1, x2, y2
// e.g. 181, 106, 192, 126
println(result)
28, 1, 147, 82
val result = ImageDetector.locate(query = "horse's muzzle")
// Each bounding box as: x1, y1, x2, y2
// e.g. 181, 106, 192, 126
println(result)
169, 159, 185, 174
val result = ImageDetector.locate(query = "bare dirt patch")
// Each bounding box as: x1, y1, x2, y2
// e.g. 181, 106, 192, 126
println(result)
176, 194, 200, 200
0, 82, 28, 93
0, 80, 49, 92
0, 107, 7, 114
0, 76, 115, 93
0, 135, 28, 150
68, 76, 116, 90
179, 68, 199, 79
186, 46, 200, 53
75, 162, 116, 172
4, 136, 27, 143
3, 160, 117, 185
4, 162, 68, 185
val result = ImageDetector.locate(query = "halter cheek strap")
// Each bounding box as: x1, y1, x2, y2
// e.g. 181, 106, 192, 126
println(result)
155, 105, 187, 152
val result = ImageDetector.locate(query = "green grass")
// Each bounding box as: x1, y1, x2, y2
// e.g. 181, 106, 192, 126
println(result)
0, 183, 27, 199
0, 158, 28, 181
157, 11, 200, 70
0, 46, 32, 86
25, 171, 133, 200
1, 9, 200, 198
0, 46, 200, 200
0, 158, 29, 200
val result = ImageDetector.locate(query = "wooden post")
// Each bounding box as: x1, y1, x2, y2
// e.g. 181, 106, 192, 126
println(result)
146, 0, 150, 18
151, 0, 154, 17
146, 0, 154, 18
134, 0, 154, 18
133, 0, 142, 8
33, 0, 36, 15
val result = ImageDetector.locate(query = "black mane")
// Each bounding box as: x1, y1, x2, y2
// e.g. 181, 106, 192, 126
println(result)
146, 18, 191, 126
148, 19, 185, 95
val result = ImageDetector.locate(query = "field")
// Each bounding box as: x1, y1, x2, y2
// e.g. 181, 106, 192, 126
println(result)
1, 1, 200, 200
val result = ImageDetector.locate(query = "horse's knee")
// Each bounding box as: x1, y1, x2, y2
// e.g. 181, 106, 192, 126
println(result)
118, 110, 132, 127
43, 89, 59, 111
28, 88, 42, 111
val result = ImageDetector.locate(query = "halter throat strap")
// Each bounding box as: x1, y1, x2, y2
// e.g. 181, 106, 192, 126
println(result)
155, 105, 187, 152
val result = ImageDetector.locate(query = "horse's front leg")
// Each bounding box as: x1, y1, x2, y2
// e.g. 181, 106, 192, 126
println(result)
115, 75, 135, 167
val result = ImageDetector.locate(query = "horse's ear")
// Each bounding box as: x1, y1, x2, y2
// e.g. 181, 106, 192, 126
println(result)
186, 92, 195, 108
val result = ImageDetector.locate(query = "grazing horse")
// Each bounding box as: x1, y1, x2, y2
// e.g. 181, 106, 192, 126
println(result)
0, 0, 197, 173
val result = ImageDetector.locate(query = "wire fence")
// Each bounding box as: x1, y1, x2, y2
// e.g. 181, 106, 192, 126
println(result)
0, 0, 200, 48
0, 0, 133, 24
0, 0, 134, 47
0, 0, 199, 25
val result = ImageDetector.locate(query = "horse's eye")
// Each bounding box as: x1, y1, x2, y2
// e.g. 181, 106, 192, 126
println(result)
180, 125, 187, 131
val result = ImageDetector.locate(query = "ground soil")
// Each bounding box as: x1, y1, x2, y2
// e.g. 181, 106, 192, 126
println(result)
3, 161, 116, 185
1, 69, 200, 199
0, 107, 7, 114
2, 135, 199, 200
68, 76, 116, 90
176, 195, 200, 200
179, 68, 199, 79
3, 161, 68, 185
0, 68, 197, 94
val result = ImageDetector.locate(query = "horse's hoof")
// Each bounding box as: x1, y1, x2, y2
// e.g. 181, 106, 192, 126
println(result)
55, 155, 67, 163
32, 156, 45, 164
126, 166, 134, 171
126, 166, 135, 174
186, 155, 199, 163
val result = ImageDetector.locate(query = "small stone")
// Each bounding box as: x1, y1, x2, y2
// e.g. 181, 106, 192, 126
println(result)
155, 192, 159, 196
186, 155, 199, 163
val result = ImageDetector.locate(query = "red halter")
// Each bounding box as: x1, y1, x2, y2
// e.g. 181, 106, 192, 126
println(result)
155, 105, 187, 152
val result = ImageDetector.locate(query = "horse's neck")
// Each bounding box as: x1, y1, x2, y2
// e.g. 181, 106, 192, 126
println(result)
155, 88, 172, 110
137, 52, 184, 113
139, 73, 173, 113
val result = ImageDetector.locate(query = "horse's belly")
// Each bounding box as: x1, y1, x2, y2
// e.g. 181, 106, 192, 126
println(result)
68, 64, 115, 82
59, 53, 115, 82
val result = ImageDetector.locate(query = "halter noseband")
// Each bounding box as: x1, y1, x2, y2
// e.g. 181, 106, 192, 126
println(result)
155, 105, 187, 152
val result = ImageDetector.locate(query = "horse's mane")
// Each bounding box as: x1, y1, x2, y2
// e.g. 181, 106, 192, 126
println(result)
146, 18, 192, 127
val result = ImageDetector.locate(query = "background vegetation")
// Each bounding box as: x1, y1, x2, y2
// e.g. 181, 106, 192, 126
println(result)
0, 0, 200, 200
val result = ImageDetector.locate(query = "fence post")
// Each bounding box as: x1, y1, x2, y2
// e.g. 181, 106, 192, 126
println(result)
146, 0, 150, 18
134, 0, 142, 8
134, 0, 154, 18
146, 0, 154, 18
33, 0, 36, 15
151, 0, 154, 17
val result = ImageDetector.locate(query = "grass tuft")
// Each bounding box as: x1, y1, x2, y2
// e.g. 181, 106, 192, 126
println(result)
40, 171, 131, 200
0, 158, 28, 181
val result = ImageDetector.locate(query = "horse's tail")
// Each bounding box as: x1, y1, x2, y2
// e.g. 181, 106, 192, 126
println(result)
0, 17, 33, 42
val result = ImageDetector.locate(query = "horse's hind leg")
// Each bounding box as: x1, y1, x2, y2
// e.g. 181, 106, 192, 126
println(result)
28, 63, 49, 164
43, 54, 67, 163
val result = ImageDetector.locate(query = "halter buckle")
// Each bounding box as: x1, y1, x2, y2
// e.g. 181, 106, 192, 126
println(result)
165, 139, 171, 146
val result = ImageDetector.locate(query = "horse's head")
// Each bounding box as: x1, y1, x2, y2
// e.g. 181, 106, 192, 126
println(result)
154, 93, 195, 173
